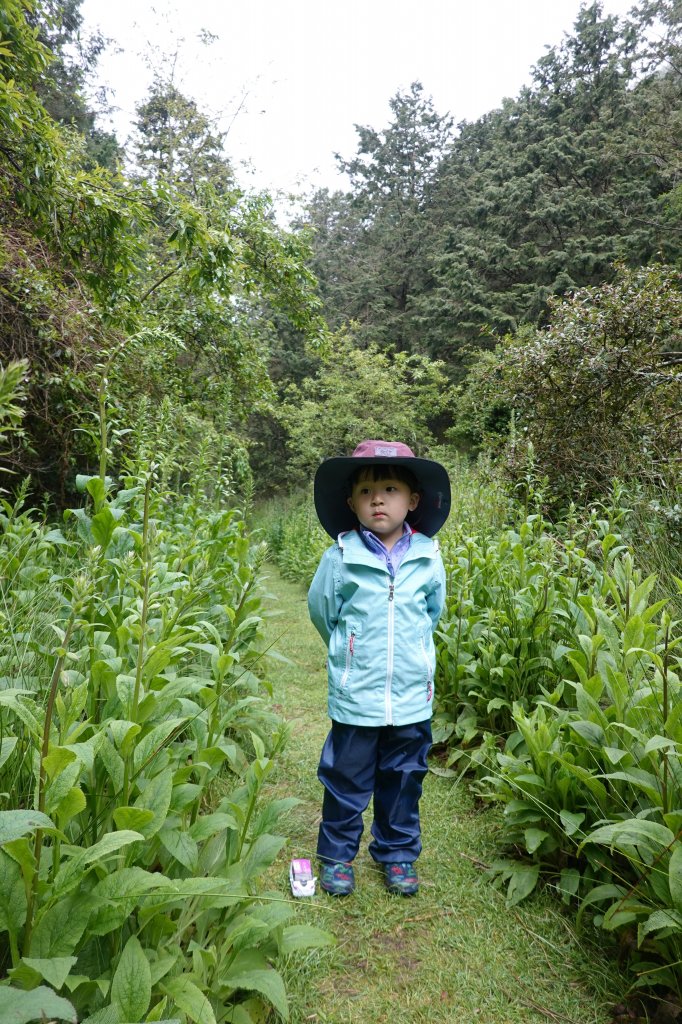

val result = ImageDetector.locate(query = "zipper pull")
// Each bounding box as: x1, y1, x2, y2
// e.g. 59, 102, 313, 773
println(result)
388, 583, 394, 602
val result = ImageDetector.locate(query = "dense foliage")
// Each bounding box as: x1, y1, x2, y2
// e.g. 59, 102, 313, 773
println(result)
0, 0, 325, 504
452, 263, 682, 498
435, 495, 682, 996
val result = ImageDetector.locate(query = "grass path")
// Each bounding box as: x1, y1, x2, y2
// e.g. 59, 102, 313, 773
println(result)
262, 564, 624, 1024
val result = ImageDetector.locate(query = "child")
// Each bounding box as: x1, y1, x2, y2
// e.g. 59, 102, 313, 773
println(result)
307, 439, 450, 896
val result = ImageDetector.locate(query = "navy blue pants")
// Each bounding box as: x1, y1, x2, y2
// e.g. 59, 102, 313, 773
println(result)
316, 719, 432, 865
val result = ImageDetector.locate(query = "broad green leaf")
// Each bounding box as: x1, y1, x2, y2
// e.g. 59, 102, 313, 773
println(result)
163, 976, 216, 1024
0, 810, 56, 846
76, 473, 103, 498
30, 894, 93, 958
602, 746, 629, 766
576, 883, 628, 928
486, 697, 508, 712
133, 720, 187, 774
97, 736, 124, 793
108, 720, 142, 756
2, 837, 35, 883
188, 812, 239, 842
45, 760, 81, 816
53, 830, 143, 897
22, 956, 77, 989
278, 925, 336, 955
159, 828, 199, 871
89, 867, 174, 936
505, 863, 540, 907
669, 845, 682, 914
116, 674, 136, 710
600, 768, 662, 804
80, 1006, 121, 1024
559, 810, 585, 836
664, 811, 682, 835
0, 849, 27, 933
603, 900, 648, 931
91, 506, 117, 549
638, 909, 682, 943
112, 806, 155, 832
149, 953, 180, 986
222, 915, 271, 954
524, 828, 549, 854
111, 935, 151, 1023
552, 757, 608, 805
644, 734, 678, 755
0, 984, 77, 1023
220, 1008, 257, 1024
0, 736, 18, 770
556, 868, 580, 904
133, 767, 173, 839
623, 614, 645, 654
241, 833, 286, 882
56, 787, 87, 825
43, 747, 77, 781
569, 720, 605, 747
221, 950, 288, 1020
580, 819, 674, 856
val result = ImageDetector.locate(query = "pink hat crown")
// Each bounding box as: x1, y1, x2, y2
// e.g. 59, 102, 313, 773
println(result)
351, 440, 415, 459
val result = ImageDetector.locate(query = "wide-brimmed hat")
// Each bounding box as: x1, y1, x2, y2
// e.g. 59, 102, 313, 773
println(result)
313, 439, 451, 539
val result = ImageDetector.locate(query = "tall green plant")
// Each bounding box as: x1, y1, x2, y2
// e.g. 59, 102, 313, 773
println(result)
0, 470, 332, 1021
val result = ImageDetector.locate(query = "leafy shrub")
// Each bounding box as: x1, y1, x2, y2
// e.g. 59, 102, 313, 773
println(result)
435, 494, 682, 993
453, 264, 682, 501
0, 471, 332, 1022
259, 490, 329, 587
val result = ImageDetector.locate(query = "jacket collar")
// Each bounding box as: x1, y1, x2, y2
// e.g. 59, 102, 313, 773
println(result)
337, 528, 439, 567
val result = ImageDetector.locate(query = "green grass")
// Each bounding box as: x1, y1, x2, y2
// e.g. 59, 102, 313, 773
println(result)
261, 565, 625, 1024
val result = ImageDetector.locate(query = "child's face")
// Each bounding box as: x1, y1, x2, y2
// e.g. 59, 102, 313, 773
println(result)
347, 473, 420, 549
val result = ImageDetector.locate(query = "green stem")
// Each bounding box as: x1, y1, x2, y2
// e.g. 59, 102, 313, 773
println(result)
122, 474, 153, 805
662, 621, 670, 816
98, 379, 108, 509
23, 616, 76, 956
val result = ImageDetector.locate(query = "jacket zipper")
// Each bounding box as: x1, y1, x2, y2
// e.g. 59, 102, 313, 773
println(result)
385, 580, 395, 724
340, 629, 355, 688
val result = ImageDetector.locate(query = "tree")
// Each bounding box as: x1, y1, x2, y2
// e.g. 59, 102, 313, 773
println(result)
0, 1, 326, 502
419, 2, 682, 363
303, 82, 453, 352
27, 0, 121, 168
132, 77, 233, 196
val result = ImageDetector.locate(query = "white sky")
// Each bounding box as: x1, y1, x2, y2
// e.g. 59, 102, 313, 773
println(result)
80, 0, 636, 199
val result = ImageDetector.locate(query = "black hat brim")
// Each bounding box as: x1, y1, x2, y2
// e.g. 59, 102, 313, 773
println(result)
314, 455, 451, 539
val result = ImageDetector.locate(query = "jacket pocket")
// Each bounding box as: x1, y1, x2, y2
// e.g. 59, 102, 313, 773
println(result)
420, 633, 434, 703
339, 628, 357, 689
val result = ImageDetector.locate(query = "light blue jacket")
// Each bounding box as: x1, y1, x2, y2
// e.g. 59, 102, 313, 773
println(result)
307, 529, 446, 727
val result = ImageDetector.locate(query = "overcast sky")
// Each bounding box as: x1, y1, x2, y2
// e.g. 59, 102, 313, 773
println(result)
80, 0, 636, 198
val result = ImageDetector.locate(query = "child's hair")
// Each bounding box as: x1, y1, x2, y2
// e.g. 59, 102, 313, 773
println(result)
347, 463, 420, 495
